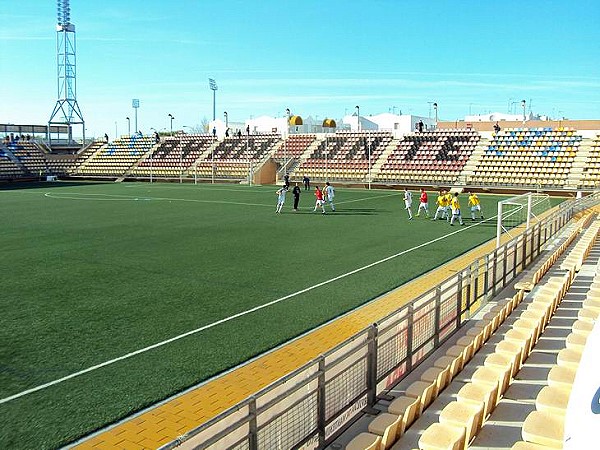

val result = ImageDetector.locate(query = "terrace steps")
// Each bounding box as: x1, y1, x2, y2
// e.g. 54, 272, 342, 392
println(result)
368, 139, 399, 181
564, 137, 593, 189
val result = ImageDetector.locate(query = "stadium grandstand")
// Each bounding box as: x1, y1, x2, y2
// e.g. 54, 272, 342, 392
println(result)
3, 2, 600, 450
3, 120, 600, 192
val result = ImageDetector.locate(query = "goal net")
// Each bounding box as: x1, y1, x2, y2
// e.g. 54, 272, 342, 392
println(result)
496, 192, 551, 247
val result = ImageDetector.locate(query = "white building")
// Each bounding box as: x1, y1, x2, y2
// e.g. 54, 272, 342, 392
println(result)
464, 112, 536, 123
342, 113, 435, 137
208, 113, 437, 139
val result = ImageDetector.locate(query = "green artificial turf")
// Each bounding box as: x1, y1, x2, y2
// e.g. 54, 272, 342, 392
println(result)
0, 181, 560, 449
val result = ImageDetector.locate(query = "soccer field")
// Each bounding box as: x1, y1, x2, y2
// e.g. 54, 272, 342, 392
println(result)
0, 182, 554, 449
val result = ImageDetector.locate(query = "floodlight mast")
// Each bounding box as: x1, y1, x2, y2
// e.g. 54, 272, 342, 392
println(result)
209, 78, 218, 121
48, 0, 85, 146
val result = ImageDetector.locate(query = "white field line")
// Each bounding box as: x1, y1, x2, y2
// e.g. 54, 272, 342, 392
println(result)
43, 191, 397, 208
44, 192, 272, 208
0, 217, 489, 405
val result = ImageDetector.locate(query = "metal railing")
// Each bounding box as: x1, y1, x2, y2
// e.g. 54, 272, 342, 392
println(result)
162, 194, 597, 450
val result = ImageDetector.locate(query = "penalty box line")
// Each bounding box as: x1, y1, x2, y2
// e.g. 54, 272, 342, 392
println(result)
1, 205, 489, 405
44, 191, 397, 208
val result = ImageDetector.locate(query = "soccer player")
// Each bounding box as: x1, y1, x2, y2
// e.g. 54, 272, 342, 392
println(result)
403, 188, 413, 220
324, 182, 336, 211
468, 191, 484, 220
416, 188, 429, 218
432, 190, 447, 220
450, 192, 465, 226
313, 186, 326, 214
444, 190, 453, 222
275, 185, 287, 214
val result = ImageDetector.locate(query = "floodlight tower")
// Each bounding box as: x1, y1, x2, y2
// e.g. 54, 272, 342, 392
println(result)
209, 78, 218, 121
48, 0, 85, 146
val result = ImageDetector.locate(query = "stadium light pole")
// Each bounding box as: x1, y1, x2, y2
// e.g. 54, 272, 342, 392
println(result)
368, 130, 372, 190
247, 123, 251, 186
126, 117, 130, 136
209, 78, 218, 121
325, 134, 328, 182
355, 105, 360, 132
427, 101, 434, 119
132, 99, 140, 134
179, 144, 183, 184
285, 108, 291, 176
149, 127, 156, 183
168, 113, 174, 135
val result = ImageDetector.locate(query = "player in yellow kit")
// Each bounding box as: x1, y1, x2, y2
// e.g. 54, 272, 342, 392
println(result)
432, 190, 448, 221
450, 192, 465, 226
444, 191, 453, 221
468, 191, 484, 220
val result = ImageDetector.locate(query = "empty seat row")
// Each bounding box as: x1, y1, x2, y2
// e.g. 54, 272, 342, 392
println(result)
418, 271, 572, 450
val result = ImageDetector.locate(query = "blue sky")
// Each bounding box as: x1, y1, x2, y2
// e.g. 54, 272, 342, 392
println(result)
1, 0, 599, 138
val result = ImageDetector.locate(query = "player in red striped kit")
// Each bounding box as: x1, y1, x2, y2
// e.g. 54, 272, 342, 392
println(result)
416, 188, 430, 218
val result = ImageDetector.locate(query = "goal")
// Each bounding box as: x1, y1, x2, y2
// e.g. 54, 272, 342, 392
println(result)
496, 192, 551, 247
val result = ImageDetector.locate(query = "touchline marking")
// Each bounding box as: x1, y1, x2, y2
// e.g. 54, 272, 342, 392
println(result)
1, 211, 492, 405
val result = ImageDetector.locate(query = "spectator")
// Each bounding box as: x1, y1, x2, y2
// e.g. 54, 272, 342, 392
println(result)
104, 133, 109, 143
418, 120, 424, 133
493, 122, 501, 133
212, 127, 217, 138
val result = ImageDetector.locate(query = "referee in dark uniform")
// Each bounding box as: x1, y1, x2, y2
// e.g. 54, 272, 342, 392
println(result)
292, 183, 301, 211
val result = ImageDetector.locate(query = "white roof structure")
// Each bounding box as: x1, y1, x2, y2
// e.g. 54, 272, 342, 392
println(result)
464, 112, 536, 122
342, 113, 435, 136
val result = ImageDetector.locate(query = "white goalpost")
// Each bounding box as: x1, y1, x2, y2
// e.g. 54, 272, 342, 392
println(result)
496, 192, 551, 247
